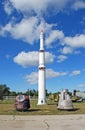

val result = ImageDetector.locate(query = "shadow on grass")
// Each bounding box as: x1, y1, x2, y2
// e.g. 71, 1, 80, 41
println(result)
15, 108, 40, 112
57, 108, 80, 111
28, 108, 41, 112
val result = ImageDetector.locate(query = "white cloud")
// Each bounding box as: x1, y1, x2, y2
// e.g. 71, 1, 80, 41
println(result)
0, 17, 39, 44
71, 70, 81, 76
25, 68, 68, 84
4, 1, 13, 15
9, 0, 48, 15
79, 84, 85, 87
4, 0, 84, 19
45, 30, 64, 47
60, 46, 73, 54
25, 72, 38, 84
0, 17, 57, 44
64, 34, 85, 48
1, 0, 85, 52
45, 52, 55, 64
57, 55, 67, 63
8, 0, 70, 15
60, 46, 81, 55
72, 1, 85, 10
14, 51, 39, 67
46, 69, 67, 79
13, 51, 55, 67
8, 0, 85, 17
4, 0, 85, 18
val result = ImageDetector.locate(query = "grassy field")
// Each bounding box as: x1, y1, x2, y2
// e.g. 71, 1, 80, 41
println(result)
0, 99, 85, 115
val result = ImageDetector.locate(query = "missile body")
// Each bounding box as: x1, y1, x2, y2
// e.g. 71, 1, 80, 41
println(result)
38, 31, 46, 105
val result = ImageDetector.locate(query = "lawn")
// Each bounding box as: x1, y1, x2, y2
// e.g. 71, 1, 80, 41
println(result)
0, 99, 85, 115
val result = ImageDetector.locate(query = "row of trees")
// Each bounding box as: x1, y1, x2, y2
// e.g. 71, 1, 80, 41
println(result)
0, 84, 53, 100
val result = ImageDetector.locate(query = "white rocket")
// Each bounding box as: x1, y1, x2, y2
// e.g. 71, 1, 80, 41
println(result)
38, 30, 46, 105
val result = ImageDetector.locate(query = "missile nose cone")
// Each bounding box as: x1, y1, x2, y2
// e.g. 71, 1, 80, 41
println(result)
40, 30, 44, 50
40, 29, 43, 32
40, 30, 44, 35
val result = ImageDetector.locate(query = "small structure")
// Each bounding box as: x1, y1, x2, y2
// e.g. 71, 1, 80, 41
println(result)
57, 89, 74, 110
14, 95, 30, 111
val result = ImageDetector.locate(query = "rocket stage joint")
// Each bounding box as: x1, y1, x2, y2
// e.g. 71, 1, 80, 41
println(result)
39, 67, 45, 70
39, 50, 44, 52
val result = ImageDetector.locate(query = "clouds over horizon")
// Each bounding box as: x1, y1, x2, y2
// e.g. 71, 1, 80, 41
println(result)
25, 68, 82, 85
25, 68, 68, 84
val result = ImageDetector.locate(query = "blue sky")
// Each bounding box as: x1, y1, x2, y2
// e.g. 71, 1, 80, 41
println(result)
0, 0, 85, 93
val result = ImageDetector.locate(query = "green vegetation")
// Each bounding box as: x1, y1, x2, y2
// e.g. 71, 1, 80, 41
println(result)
0, 99, 85, 115
0, 84, 10, 99
0, 84, 85, 115
0, 84, 59, 102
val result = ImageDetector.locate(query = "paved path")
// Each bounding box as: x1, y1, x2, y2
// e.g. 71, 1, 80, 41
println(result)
0, 114, 85, 130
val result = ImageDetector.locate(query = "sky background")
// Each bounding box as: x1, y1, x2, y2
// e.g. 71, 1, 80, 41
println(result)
0, 0, 85, 93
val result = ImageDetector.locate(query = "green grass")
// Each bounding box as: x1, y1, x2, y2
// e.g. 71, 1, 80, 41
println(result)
0, 99, 85, 115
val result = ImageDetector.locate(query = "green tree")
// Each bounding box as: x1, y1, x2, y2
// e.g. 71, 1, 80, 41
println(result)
0, 84, 10, 99
9, 91, 17, 96
26, 89, 38, 97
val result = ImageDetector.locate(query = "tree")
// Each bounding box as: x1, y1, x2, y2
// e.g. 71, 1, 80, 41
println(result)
0, 84, 10, 99
9, 91, 17, 96
46, 89, 49, 96
26, 89, 38, 97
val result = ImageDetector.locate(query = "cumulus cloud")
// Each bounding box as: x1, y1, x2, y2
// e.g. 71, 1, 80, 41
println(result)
46, 69, 67, 79
3, 0, 85, 18
1, 0, 85, 53
4, 1, 13, 15
0, 17, 57, 44
14, 51, 39, 67
0, 17, 39, 44
57, 55, 68, 63
7, 0, 70, 16
9, 0, 48, 15
60, 46, 73, 54
64, 34, 85, 48
45, 52, 55, 64
25, 68, 68, 84
45, 30, 64, 47
71, 70, 81, 76
13, 51, 55, 67
25, 72, 38, 84
72, 1, 85, 10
